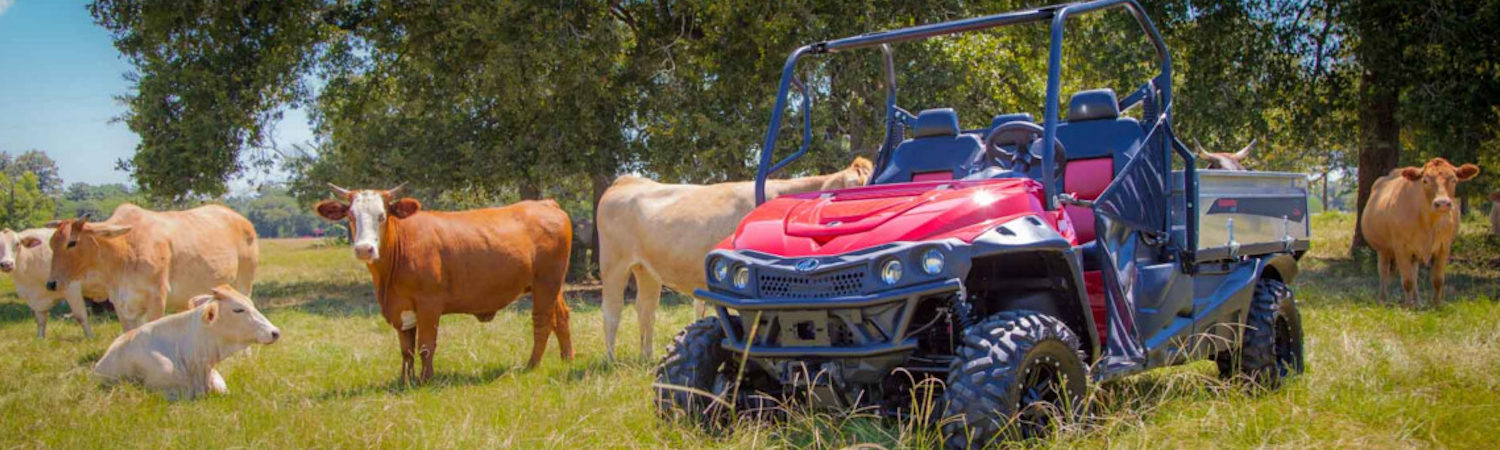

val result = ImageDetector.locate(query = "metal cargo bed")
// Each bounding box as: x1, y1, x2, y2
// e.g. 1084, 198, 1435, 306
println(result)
1171, 170, 1311, 262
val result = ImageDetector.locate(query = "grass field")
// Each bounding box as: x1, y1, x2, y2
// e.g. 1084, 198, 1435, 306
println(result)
2, 212, 1497, 448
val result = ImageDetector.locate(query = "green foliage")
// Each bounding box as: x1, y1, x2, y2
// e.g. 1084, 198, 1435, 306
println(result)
0, 172, 56, 230
223, 186, 331, 238
0, 150, 65, 195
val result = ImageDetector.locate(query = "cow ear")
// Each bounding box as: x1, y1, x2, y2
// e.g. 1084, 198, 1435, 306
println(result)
43, 220, 62, 228
388, 198, 421, 219
315, 200, 349, 221
20, 236, 42, 249
1455, 164, 1480, 181
84, 224, 132, 237
1401, 167, 1423, 181
190, 294, 214, 309
210, 285, 237, 301
202, 301, 219, 324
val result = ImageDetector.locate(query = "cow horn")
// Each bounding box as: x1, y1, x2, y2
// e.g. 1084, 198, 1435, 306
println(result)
327, 183, 353, 198
1232, 139, 1257, 161
1191, 138, 1211, 158
386, 182, 407, 197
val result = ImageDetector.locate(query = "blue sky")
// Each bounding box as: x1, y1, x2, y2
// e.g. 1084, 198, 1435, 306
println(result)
0, 0, 311, 191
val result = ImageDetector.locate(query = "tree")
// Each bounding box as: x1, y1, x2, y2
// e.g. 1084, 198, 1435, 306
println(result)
0, 172, 57, 230
1, 150, 64, 195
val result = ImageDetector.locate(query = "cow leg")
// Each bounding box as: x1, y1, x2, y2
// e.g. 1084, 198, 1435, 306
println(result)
549, 288, 574, 362
1431, 247, 1450, 306
64, 291, 94, 339
1376, 251, 1393, 304
398, 327, 417, 385
1396, 254, 1419, 308
33, 309, 47, 339
527, 299, 554, 370
632, 267, 663, 361
415, 307, 440, 382
600, 261, 632, 362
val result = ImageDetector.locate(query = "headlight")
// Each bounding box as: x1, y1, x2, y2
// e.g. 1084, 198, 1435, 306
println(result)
921, 248, 945, 275
880, 259, 903, 285
732, 266, 751, 290
711, 257, 730, 283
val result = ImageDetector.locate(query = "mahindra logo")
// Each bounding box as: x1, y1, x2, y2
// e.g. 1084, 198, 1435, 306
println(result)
826, 221, 843, 227
795, 259, 821, 272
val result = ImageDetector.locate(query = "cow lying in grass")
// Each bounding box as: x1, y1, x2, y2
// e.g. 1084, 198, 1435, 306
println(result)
1362, 158, 1481, 306
596, 157, 873, 361
93, 285, 280, 401
0, 228, 108, 339
315, 184, 574, 383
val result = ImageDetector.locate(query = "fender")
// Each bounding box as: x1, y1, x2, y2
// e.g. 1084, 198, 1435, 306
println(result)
967, 216, 1100, 359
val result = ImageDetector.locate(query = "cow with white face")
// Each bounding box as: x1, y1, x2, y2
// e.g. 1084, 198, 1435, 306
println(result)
0, 228, 102, 339
342, 184, 406, 262
93, 285, 280, 400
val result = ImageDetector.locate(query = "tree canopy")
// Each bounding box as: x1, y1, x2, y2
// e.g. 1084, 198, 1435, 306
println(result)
87, 0, 1500, 252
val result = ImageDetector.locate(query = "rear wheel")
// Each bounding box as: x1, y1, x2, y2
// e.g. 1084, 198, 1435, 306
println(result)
1217, 278, 1304, 387
654, 317, 737, 429
941, 310, 1088, 449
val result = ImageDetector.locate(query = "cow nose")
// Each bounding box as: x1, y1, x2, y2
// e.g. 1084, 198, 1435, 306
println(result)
354, 244, 376, 259
0, 262, 12, 272
46, 281, 57, 291
269, 329, 281, 343
1434, 198, 1453, 210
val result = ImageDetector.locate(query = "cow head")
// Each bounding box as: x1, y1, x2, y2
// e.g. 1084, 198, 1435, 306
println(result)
1194, 138, 1255, 171
195, 285, 280, 345
45, 214, 131, 292
0, 229, 45, 273
314, 183, 420, 262
1401, 158, 1480, 213
820, 157, 875, 190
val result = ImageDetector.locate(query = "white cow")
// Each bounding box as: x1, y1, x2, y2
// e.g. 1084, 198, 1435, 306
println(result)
93, 285, 280, 401
0, 228, 104, 339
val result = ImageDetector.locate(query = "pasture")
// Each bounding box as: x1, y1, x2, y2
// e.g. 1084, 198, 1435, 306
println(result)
1, 212, 1497, 448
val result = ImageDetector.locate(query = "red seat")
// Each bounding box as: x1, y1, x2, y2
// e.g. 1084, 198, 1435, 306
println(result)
1062, 157, 1112, 243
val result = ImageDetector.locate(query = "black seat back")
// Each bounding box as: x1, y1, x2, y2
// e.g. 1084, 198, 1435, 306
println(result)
1054, 88, 1144, 172
873, 108, 985, 184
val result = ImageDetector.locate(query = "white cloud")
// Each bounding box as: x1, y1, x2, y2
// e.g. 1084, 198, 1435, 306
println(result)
0, 0, 13, 17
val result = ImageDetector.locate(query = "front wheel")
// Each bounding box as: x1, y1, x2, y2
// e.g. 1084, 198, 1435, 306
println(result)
941, 310, 1088, 449
1217, 278, 1305, 387
654, 317, 737, 429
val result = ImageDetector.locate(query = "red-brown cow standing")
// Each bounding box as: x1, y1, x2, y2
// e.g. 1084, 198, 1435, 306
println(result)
1361, 158, 1481, 307
315, 184, 574, 382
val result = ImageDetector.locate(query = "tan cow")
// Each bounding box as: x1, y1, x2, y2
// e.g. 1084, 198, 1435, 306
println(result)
46, 204, 259, 330
93, 285, 280, 401
1361, 158, 1481, 306
1490, 191, 1499, 237
1194, 138, 1256, 171
597, 157, 873, 360
0, 228, 108, 339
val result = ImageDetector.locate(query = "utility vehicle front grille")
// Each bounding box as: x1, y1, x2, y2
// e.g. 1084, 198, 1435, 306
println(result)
759, 268, 865, 298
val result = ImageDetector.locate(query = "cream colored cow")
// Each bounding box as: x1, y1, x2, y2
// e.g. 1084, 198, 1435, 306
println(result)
46, 204, 259, 330
0, 228, 107, 339
1362, 158, 1480, 306
597, 157, 873, 360
93, 285, 279, 400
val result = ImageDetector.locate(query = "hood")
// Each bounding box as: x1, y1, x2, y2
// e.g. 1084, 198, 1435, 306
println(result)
728, 178, 1075, 256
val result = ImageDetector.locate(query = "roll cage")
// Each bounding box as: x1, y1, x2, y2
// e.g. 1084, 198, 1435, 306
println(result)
752, 0, 1201, 261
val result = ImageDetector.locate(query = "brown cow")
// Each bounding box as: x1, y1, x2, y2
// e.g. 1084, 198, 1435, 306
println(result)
1361, 158, 1481, 306
1194, 138, 1256, 171
47, 205, 259, 331
314, 184, 573, 382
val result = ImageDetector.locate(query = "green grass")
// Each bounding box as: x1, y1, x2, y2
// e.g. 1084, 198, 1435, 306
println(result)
1, 217, 1497, 448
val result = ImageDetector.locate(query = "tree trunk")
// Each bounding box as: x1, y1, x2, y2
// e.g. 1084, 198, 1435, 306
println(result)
1351, 68, 1401, 251
590, 172, 611, 280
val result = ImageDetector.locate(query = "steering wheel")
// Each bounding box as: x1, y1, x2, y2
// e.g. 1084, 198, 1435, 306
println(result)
982, 121, 1068, 181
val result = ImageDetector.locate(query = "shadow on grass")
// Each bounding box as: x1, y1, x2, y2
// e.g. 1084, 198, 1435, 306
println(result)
0, 301, 33, 324
1300, 243, 1499, 306
255, 280, 380, 317
315, 365, 518, 401
77, 348, 106, 367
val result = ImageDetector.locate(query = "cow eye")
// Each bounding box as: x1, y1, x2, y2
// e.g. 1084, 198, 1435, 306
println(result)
232, 308, 246, 313
67, 241, 77, 249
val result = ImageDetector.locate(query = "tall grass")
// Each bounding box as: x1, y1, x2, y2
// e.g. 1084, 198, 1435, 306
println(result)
0, 215, 1496, 448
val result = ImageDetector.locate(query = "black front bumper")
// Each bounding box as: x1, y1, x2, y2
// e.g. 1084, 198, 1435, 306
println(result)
695, 278, 960, 360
